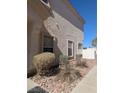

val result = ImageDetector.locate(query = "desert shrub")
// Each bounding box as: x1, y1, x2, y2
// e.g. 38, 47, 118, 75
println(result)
76, 54, 82, 65
76, 54, 87, 67
59, 55, 70, 71
81, 59, 88, 67
32, 52, 55, 76
56, 68, 81, 83
59, 55, 68, 65
58, 55, 81, 83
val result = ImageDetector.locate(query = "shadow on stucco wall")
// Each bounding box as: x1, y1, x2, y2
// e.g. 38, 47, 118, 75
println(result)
27, 0, 62, 77
27, 23, 62, 78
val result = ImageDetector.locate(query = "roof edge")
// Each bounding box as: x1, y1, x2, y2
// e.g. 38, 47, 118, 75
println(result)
62, 0, 85, 24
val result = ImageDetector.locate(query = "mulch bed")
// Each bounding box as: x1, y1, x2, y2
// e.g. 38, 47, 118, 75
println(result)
30, 59, 96, 93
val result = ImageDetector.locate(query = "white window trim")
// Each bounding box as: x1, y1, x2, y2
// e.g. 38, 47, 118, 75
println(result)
67, 40, 74, 57
40, 0, 50, 8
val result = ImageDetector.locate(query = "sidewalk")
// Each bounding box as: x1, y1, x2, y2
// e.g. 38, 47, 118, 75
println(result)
71, 65, 97, 93
27, 79, 49, 93
27, 78, 38, 91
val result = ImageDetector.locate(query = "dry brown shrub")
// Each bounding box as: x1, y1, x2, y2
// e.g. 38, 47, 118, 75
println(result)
56, 68, 81, 83
32, 52, 55, 76
76, 54, 88, 68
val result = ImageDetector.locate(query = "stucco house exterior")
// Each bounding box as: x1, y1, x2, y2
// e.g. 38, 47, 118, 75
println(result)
27, 0, 85, 71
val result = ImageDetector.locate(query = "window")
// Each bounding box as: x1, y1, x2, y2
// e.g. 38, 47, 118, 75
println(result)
78, 43, 82, 49
68, 41, 74, 57
43, 36, 53, 52
40, 0, 50, 8
42, 0, 48, 4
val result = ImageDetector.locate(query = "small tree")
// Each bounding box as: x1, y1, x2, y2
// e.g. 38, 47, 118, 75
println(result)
59, 55, 70, 72
92, 37, 97, 47
58, 55, 81, 83
76, 54, 82, 65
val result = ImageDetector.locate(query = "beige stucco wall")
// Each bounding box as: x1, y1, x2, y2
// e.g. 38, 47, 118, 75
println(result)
27, 7, 42, 70
50, 0, 83, 30
43, 0, 84, 58
27, 1, 50, 70
27, 0, 84, 71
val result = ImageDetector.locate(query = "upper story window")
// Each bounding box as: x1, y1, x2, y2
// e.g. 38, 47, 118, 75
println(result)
42, 0, 48, 4
40, 0, 50, 7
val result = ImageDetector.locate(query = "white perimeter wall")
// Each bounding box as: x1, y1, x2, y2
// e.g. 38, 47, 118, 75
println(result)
82, 48, 97, 59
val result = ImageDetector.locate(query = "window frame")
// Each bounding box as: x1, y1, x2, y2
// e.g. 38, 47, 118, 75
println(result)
42, 0, 48, 4
40, 0, 50, 8
43, 35, 53, 53
67, 40, 74, 57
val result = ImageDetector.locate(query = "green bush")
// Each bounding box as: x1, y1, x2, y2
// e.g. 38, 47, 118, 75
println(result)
76, 54, 82, 65
32, 52, 55, 75
57, 55, 82, 83
59, 55, 68, 65
76, 54, 87, 67
59, 55, 70, 71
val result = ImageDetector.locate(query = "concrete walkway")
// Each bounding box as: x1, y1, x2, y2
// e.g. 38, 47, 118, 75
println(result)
27, 78, 38, 91
27, 79, 49, 93
71, 65, 97, 93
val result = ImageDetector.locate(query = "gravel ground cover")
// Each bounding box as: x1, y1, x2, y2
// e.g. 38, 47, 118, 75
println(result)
30, 59, 96, 93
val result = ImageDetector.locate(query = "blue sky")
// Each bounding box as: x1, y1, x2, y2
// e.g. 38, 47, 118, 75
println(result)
70, 0, 97, 48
